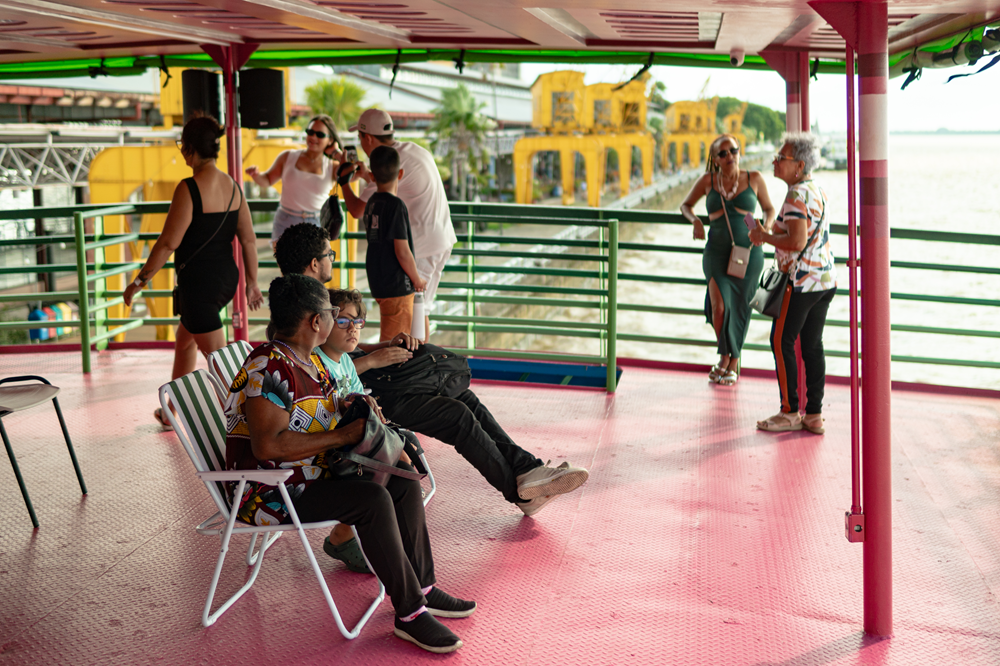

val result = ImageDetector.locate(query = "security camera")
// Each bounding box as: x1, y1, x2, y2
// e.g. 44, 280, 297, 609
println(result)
730, 48, 745, 67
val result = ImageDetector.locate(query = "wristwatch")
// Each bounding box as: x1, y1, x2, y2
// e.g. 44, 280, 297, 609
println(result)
133, 278, 144, 288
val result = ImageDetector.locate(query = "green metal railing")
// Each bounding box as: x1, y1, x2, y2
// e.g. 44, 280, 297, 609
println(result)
1, 199, 998, 390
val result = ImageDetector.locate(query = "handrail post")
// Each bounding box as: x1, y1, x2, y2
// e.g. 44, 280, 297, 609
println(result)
466, 216, 475, 350
597, 211, 607, 359
606, 219, 618, 393
93, 215, 108, 351
73, 212, 92, 373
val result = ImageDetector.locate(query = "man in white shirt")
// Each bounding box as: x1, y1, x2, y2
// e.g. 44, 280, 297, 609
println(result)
342, 109, 457, 341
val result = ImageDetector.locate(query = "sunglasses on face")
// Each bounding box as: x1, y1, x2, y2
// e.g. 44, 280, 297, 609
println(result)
333, 317, 365, 330
716, 147, 740, 158
305, 129, 329, 139
773, 153, 796, 163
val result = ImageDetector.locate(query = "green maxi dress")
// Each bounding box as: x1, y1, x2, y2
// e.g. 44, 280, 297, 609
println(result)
703, 180, 764, 358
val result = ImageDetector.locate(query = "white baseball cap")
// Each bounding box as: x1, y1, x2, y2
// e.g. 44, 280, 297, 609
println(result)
349, 108, 394, 136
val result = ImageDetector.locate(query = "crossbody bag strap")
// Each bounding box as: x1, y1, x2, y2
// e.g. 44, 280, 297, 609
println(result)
715, 172, 739, 248
788, 198, 824, 274
335, 450, 425, 481
176, 177, 239, 274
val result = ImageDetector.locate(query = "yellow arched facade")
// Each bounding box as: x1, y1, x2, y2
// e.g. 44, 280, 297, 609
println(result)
516, 71, 655, 207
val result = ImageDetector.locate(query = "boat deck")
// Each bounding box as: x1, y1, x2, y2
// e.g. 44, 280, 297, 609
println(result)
1, 349, 998, 666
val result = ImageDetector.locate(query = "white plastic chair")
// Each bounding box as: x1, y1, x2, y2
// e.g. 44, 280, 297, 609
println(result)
158, 369, 385, 636
206, 340, 254, 402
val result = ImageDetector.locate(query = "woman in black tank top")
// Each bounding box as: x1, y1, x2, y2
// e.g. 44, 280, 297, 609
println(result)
123, 116, 264, 429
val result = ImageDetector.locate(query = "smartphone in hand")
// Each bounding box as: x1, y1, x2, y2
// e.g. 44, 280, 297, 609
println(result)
344, 145, 358, 163
744, 212, 757, 231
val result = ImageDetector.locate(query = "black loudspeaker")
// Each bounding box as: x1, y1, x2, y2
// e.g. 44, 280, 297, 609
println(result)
181, 69, 222, 124
239, 69, 286, 129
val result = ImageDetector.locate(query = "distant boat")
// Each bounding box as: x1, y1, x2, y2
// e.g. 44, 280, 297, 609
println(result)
818, 134, 851, 170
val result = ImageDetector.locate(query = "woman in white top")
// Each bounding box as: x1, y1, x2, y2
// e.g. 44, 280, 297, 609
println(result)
245, 114, 342, 246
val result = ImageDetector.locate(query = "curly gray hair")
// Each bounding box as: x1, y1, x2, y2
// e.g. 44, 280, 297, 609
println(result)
780, 132, 820, 175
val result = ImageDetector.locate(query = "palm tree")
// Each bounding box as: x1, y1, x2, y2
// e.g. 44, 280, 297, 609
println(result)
303, 76, 368, 134
428, 83, 495, 201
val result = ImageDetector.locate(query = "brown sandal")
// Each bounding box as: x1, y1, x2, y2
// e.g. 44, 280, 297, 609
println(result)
756, 411, 802, 432
802, 413, 825, 434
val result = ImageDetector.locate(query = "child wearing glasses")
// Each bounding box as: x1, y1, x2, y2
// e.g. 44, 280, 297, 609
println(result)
244, 114, 343, 248
362, 145, 427, 341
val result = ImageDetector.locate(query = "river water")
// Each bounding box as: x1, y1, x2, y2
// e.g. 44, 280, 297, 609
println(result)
543, 133, 1000, 390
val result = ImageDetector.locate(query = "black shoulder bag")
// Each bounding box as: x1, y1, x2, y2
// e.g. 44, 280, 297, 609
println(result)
750, 204, 824, 318
173, 178, 238, 317
326, 398, 426, 486
357, 343, 471, 400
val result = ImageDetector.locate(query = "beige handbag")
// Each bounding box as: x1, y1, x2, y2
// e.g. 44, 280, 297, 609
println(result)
717, 174, 751, 279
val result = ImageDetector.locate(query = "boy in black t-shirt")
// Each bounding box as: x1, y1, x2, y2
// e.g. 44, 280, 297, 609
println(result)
362, 145, 426, 341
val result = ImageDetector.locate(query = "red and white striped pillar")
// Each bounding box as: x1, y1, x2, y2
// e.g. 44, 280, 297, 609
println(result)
857, 0, 892, 637
785, 57, 803, 132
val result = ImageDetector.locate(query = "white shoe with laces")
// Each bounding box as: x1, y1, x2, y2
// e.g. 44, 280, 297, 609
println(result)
516, 460, 589, 501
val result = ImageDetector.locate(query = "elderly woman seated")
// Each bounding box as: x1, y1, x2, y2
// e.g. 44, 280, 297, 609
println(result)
224, 273, 474, 653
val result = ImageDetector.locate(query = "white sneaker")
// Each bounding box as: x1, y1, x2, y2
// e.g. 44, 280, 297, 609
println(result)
516, 460, 589, 501
517, 494, 557, 517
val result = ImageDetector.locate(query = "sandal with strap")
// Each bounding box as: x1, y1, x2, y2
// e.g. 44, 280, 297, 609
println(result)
153, 407, 173, 431
708, 365, 725, 384
718, 361, 740, 386
802, 413, 826, 434
757, 411, 802, 432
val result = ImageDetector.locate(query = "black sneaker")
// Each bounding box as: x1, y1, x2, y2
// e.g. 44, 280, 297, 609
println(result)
393, 612, 463, 653
425, 587, 477, 618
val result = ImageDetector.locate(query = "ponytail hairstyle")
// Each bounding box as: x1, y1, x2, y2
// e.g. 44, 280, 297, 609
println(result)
705, 133, 741, 174
180, 113, 224, 160
308, 114, 342, 156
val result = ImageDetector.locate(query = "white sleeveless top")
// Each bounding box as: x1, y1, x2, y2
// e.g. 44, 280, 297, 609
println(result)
278, 149, 334, 213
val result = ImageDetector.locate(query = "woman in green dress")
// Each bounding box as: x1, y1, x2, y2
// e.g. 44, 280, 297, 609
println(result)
680, 134, 777, 385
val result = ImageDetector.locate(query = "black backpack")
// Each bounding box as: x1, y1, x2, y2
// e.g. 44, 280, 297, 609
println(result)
356, 343, 471, 399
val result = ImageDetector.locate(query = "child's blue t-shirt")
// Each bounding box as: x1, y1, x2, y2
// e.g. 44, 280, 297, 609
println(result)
314, 347, 365, 404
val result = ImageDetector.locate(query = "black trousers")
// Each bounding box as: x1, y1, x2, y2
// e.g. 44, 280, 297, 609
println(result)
378, 389, 543, 504
769, 287, 836, 415
293, 467, 433, 618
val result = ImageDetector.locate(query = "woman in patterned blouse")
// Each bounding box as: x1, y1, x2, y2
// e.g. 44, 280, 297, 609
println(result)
749, 132, 837, 434
226, 273, 474, 653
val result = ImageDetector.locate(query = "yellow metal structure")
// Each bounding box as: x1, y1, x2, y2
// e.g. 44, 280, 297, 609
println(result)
661, 97, 719, 170
88, 131, 354, 341
517, 71, 655, 206
514, 135, 605, 207
721, 101, 749, 151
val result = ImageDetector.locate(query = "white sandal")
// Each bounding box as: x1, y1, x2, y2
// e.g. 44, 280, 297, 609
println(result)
708, 365, 725, 383
802, 413, 825, 434
756, 411, 802, 432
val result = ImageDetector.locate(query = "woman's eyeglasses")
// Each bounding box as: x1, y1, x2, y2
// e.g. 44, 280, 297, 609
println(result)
716, 147, 739, 158
315, 307, 340, 318
305, 129, 329, 139
334, 317, 365, 330
773, 153, 796, 163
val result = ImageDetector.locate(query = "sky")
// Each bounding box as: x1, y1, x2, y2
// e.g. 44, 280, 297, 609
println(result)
519, 63, 1000, 133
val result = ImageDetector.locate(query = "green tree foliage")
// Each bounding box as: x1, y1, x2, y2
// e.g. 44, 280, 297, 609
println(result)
715, 96, 786, 143
428, 83, 495, 200
303, 76, 368, 134
649, 80, 669, 111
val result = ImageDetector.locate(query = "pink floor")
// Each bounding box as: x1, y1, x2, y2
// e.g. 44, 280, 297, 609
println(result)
1, 349, 999, 666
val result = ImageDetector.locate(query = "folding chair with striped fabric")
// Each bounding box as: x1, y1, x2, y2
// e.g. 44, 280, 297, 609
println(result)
210, 339, 437, 506
158, 369, 385, 636
206, 340, 254, 401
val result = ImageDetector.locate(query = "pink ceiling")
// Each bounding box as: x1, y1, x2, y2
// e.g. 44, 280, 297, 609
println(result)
0, 0, 996, 64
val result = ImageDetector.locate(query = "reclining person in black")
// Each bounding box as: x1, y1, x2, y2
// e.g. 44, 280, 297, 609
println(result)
273, 229, 590, 573
326, 289, 590, 519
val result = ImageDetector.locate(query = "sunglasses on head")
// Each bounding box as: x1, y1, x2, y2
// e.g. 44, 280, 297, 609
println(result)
333, 317, 365, 330
305, 128, 329, 139
716, 147, 740, 159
